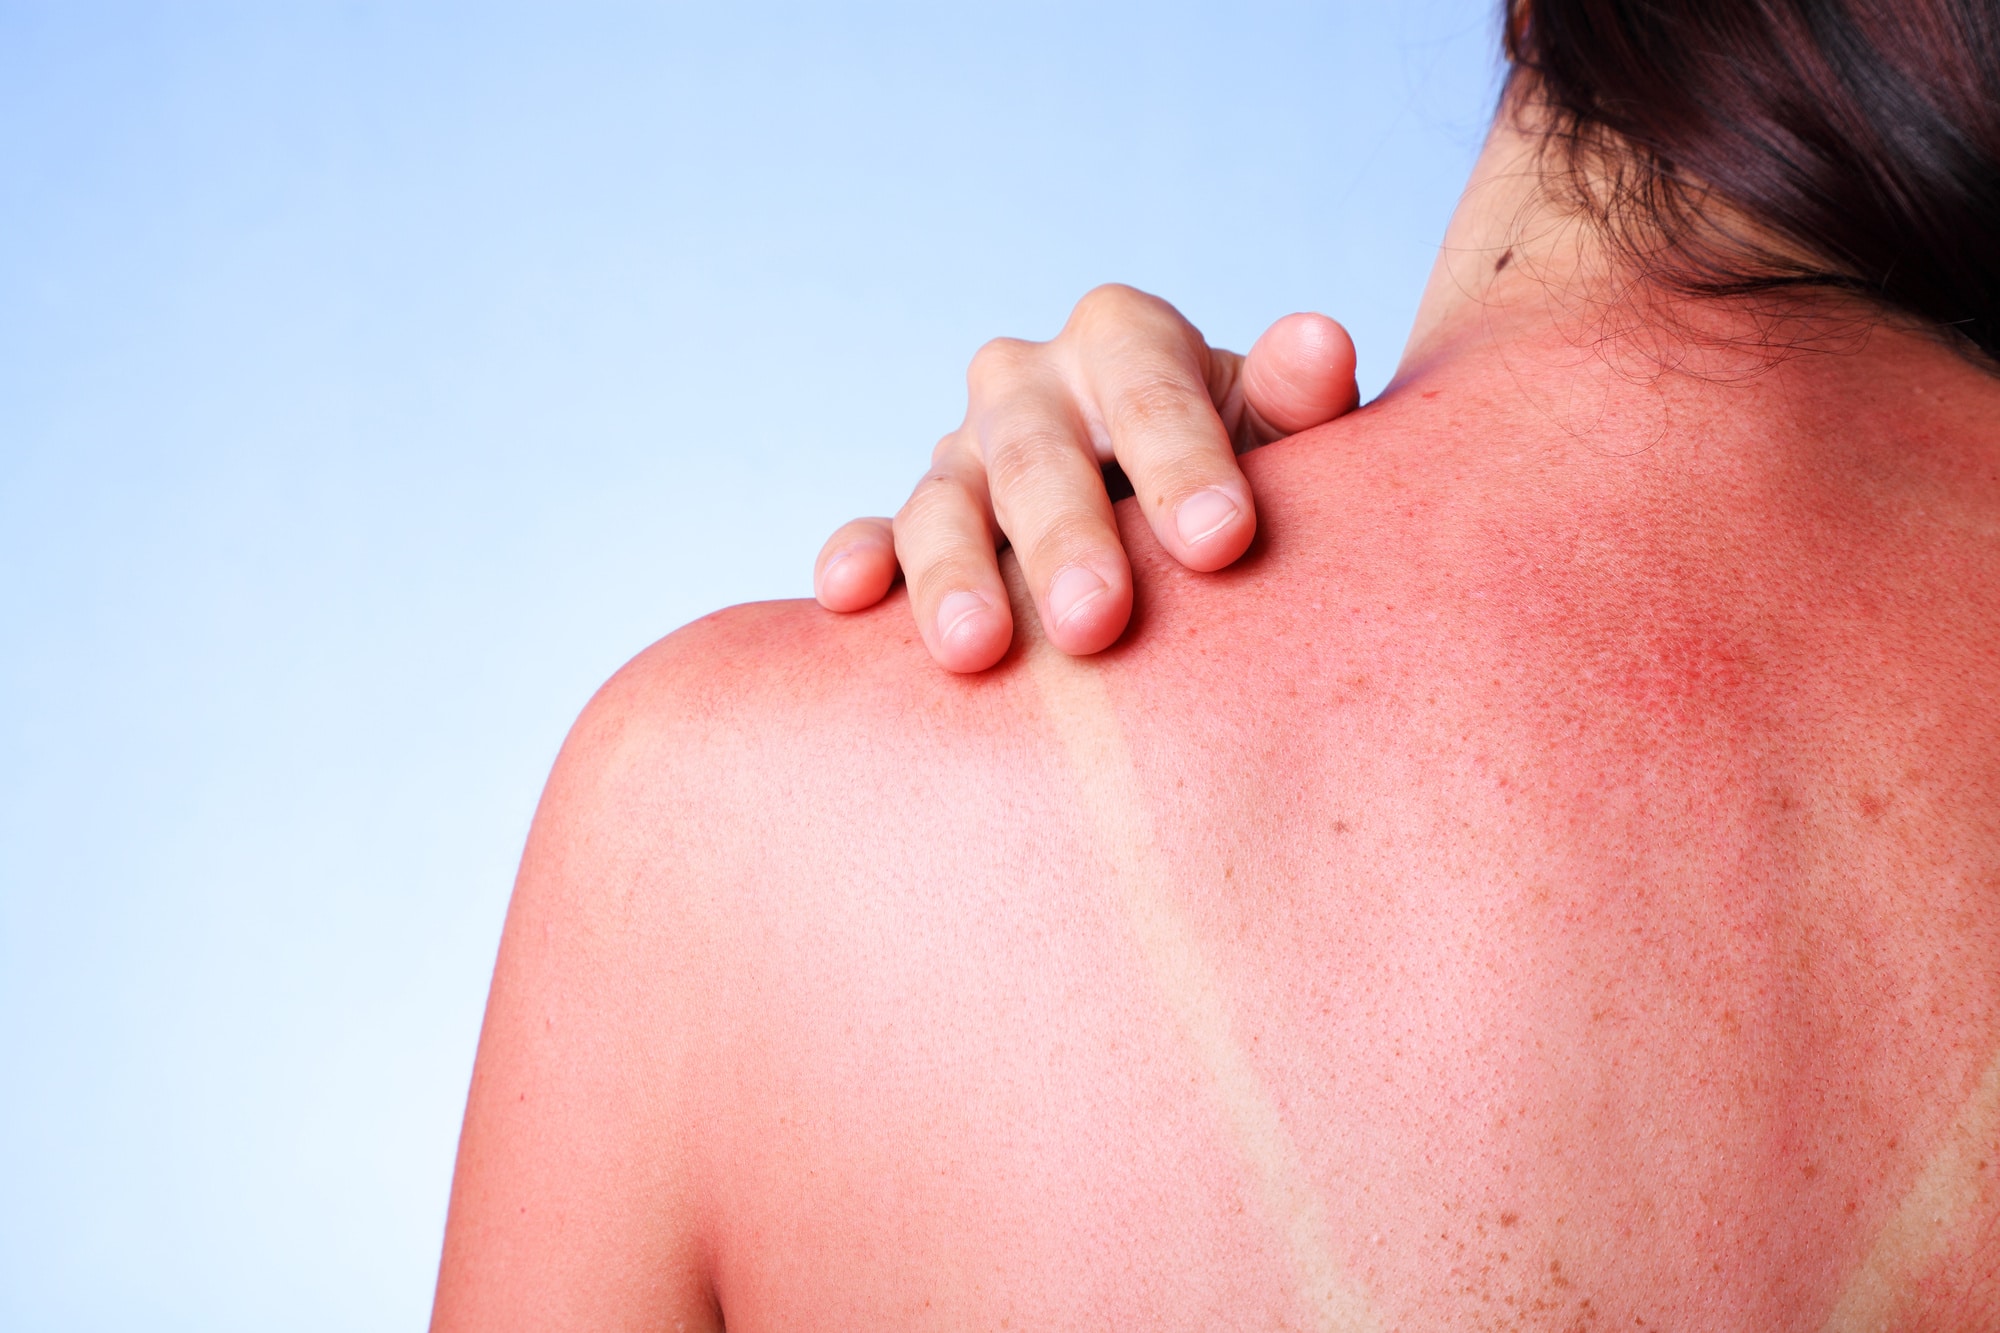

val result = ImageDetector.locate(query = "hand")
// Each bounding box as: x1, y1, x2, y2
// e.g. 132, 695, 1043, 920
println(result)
814, 284, 1361, 673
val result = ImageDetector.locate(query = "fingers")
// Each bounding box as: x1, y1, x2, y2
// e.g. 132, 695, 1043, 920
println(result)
823, 293, 1364, 676
1237, 312, 1359, 440
814, 517, 897, 612
970, 338, 1134, 656
891, 434, 1015, 673
1067, 285, 1256, 574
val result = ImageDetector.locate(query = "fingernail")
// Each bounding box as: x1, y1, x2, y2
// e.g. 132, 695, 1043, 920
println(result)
817, 550, 853, 596
937, 590, 991, 642
1047, 565, 1109, 629
1175, 487, 1241, 546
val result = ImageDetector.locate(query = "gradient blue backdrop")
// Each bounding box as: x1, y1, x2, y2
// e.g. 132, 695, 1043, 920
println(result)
0, 3, 1501, 1327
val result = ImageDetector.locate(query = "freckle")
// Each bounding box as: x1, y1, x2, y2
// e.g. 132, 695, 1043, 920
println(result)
1224, 864, 1234, 880
1802, 1163, 1818, 1179
1500, 1211, 1519, 1227
1332, 820, 1352, 834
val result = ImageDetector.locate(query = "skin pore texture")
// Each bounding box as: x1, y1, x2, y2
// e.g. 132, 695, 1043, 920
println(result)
433, 120, 2000, 1330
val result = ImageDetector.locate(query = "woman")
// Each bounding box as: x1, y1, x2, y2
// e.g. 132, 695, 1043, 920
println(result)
434, 2, 2000, 1327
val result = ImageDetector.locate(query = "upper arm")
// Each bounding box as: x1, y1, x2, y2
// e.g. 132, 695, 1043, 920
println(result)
431, 640, 725, 1332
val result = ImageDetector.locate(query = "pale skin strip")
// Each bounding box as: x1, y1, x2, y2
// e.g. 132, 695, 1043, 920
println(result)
1018, 572, 1382, 1333
1821, 1044, 2000, 1332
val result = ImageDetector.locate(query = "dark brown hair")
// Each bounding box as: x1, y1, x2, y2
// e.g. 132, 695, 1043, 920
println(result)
1505, 0, 2000, 363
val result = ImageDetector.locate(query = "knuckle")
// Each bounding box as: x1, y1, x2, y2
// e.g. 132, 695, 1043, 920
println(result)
966, 337, 1035, 392
898, 470, 971, 528
1070, 282, 1171, 339
1109, 372, 1206, 438
981, 423, 1079, 498
1074, 282, 1143, 321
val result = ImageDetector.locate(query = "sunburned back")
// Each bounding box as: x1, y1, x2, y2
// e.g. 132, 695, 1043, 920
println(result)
438, 329, 2000, 1331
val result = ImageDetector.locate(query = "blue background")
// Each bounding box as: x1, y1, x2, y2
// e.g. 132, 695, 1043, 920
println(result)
0, 3, 1499, 1327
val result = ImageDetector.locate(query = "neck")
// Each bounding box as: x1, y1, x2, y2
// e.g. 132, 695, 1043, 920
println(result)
1381, 110, 2000, 478
1395, 112, 1568, 380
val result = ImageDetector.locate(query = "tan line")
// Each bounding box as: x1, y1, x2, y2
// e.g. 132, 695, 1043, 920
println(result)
1820, 1044, 2000, 1332
1026, 634, 1381, 1333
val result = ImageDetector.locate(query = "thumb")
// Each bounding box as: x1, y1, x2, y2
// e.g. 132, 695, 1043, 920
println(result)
1238, 312, 1360, 442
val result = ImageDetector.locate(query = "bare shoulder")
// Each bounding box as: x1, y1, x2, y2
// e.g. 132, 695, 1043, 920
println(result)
586, 592, 1031, 758
538, 593, 1049, 881
434, 593, 1046, 1332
